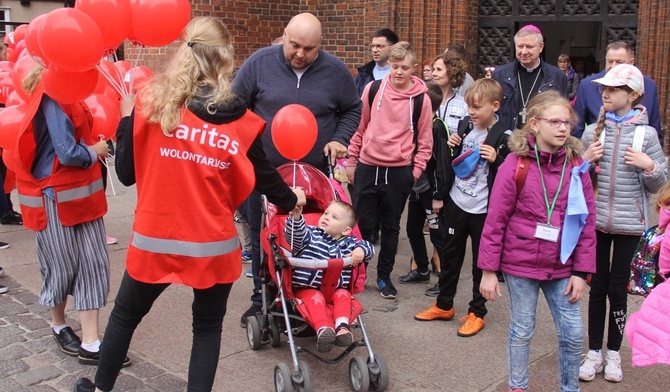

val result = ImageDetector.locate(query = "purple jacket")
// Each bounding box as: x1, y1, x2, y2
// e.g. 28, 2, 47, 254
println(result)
478, 130, 596, 280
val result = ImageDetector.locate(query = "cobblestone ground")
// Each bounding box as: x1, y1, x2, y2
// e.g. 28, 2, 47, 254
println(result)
0, 277, 188, 392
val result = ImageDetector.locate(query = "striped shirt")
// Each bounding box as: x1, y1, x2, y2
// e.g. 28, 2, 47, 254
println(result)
284, 216, 375, 289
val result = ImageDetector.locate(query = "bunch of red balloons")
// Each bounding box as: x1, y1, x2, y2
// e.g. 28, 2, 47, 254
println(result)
0, 0, 191, 152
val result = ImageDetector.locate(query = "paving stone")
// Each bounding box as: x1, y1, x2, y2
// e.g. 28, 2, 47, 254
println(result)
23, 351, 63, 369
0, 344, 31, 360
14, 365, 62, 386
0, 378, 26, 392
148, 372, 188, 391
1, 299, 31, 316
13, 313, 51, 331
11, 291, 39, 307
0, 334, 26, 348
0, 358, 30, 378
25, 385, 59, 392
55, 372, 97, 392
24, 336, 58, 355
0, 324, 25, 339
26, 327, 53, 340
112, 372, 149, 391
125, 359, 166, 380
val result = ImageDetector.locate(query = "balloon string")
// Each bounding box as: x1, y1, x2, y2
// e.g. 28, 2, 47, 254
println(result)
127, 44, 144, 96
99, 155, 117, 197
96, 65, 125, 98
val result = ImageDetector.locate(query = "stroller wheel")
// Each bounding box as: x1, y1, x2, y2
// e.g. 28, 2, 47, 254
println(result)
269, 314, 281, 347
296, 360, 313, 392
246, 316, 262, 350
348, 355, 370, 392
274, 362, 294, 392
368, 354, 389, 391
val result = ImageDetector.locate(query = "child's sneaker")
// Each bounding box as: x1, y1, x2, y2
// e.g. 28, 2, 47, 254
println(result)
604, 350, 622, 382
316, 327, 335, 353
334, 323, 353, 347
241, 251, 252, 263
457, 312, 485, 337
579, 350, 603, 381
245, 269, 253, 278
376, 277, 397, 299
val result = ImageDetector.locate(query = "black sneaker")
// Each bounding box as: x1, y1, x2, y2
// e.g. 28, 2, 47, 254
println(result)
334, 323, 353, 347
53, 327, 81, 357
78, 347, 132, 367
425, 282, 440, 297
240, 304, 261, 328
0, 242, 9, 250
398, 269, 430, 284
377, 277, 397, 299
0, 210, 22, 225
74, 378, 96, 392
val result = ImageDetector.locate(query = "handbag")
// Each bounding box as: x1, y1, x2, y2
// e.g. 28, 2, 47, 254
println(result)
451, 146, 483, 179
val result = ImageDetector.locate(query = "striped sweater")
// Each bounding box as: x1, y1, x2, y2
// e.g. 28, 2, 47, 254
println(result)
284, 216, 375, 289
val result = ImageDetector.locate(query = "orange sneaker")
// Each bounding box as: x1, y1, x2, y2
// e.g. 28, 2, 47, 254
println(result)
414, 304, 455, 321
457, 312, 485, 337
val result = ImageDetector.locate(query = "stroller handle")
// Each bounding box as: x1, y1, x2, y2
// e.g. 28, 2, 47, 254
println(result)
287, 257, 353, 269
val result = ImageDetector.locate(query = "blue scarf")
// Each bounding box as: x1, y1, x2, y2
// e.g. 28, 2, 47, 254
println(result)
560, 160, 591, 263
605, 108, 639, 124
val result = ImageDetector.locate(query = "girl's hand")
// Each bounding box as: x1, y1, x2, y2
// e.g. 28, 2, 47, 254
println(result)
90, 140, 110, 157
447, 133, 462, 148
432, 199, 443, 213
624, 147, 655, 172
565, 276, 586, 303
120, 94, 136, 117
349, 247, 365, 266
345, 165, 356, 185
479, 270, 502, 301
582, 141, 603, 163
479, 144, 497, 163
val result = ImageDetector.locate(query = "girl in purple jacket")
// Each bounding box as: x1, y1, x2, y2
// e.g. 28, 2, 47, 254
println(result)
478, 91, 596, 392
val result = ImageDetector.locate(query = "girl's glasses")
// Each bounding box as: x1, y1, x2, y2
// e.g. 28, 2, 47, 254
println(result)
534, 117, 576, 130
597, 85, 626, 95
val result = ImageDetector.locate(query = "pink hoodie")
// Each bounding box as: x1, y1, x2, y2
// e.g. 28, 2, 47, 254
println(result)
346, 75, 433, 179
657, 207, 670, 275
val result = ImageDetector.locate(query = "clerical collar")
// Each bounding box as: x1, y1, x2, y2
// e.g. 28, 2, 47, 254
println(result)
520, 60, 541, 73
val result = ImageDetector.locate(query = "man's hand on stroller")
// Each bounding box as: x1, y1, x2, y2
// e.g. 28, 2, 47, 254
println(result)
323, 141, 347, 166
349, 247, 365, 266
292, 187, 306, 208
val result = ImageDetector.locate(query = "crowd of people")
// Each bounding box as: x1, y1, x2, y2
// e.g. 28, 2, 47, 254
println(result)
0, 12, 668, 392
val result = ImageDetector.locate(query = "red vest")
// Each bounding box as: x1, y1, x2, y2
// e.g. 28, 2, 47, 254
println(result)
13, 86, 107, 231
126, 105, 264, 288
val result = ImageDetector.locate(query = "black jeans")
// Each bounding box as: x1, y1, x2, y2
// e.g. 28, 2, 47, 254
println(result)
94, 271, 232, 392
405, 190, 446, 272
354, 163, 414, 278
239, 190, 263, 306
435, 198, 487, 318
588, 231, 639, 351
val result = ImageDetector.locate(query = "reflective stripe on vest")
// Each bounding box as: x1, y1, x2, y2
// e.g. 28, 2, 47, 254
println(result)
131, 231, 240, 258
19, 194, 44, 208
56, 179, 104, 203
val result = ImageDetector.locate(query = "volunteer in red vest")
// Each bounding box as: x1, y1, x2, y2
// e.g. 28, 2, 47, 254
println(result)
14, 68, 118, 367
74, 17, 306, 392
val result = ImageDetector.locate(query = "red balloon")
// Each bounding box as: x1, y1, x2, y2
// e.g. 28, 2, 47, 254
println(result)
271, 104, 318, 161
25, 14, 50, 68
13, 25, 28, 43
0, 105, 28, 150
38, 8, 104, 72
14, 40, 26, 58
124, 66, 152, 93
0, 61, 13, 73
84, 94, 121, 143
3, 33, 15, 48
11, 56, 39, 102
130, 0, 191, 47
75, 0, 131, 55
0, 72, 13, 105
2, 149, 15, 173
6, 91, 25, 106
6, 47, 17, 63
42, 68, 99, 104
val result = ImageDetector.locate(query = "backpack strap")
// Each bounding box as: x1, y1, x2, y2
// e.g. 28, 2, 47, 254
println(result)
514, 156, 530, 195
632, 125, 646, 152
367, 79, 382, 110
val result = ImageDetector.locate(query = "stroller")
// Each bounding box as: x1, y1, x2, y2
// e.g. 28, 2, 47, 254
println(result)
244, 162, 389, 392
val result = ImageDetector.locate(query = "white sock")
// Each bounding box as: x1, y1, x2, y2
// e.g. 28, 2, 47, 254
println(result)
52, 324, 68, 334
335, 318, 349, 328
81, 340, 101, 353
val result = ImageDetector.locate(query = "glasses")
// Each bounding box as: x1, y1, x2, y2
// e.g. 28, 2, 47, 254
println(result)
369, 44, 387, 50
534, 117, 576, 130
597, 85, 628, 94
484, 66, 495, 71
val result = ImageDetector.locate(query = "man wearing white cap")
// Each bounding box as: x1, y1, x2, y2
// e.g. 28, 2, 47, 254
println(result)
492, 24, 568, 131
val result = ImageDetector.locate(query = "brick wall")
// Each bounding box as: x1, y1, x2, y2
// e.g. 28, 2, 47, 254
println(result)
638, 0, 669, 151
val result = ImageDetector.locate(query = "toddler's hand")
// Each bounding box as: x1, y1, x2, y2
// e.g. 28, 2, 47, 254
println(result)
432, 199, 443, 213
289, 205, 303, 220
479, 270, 502, 301
349, 247, 365, 266
447, 133, 462, 148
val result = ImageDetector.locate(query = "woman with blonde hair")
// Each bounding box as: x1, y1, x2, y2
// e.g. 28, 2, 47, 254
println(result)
74, 17, 305, 392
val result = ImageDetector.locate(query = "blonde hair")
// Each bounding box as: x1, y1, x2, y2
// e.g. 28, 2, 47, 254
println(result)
388, 41, 416, 65
139, 17, 236, 134
657, 180, 670, 211
464, 78, 503, 107
522, 91, 579, 160
22, 65, 44, 94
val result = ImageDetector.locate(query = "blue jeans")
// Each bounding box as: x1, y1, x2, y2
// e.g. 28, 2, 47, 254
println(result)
506, 274, 583, 392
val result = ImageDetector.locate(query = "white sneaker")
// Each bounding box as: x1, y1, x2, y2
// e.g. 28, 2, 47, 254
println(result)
604, 350, 623, 382
579, 350, 603, 381
0, 266, 5, 278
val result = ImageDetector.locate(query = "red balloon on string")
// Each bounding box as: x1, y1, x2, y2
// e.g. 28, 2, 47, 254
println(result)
0, 72, 13, 105
124, 66, 152, 92
0, 105, 28, 150
84, 94, 121, 143
13, 40, 26, 58
130, 0, 191, 47
1, 149, 16, 172
6, 47, 17, 63
75, 0, 131, 55
271, 104, 318, 161
42, 68, 100, 104
11, 55, 39, 102
25, 14, 50, 68
38, 8, 104, 72
13, 25, 28, 43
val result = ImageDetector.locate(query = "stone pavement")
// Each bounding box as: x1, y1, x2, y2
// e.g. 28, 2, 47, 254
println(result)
0, 168, 668, 392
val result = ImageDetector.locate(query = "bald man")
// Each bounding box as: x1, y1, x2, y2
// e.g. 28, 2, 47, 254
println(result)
233, 13, 361, 326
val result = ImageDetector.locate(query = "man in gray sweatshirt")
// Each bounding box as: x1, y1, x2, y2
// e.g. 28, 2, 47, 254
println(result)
232, 12, 361, 326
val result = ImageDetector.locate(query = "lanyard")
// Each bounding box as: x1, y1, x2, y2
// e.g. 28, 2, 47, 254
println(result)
534, 144, 567, 224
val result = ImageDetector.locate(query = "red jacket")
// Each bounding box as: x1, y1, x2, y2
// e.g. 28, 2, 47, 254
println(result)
126, 105, 264, 288
13, 86, 106, 231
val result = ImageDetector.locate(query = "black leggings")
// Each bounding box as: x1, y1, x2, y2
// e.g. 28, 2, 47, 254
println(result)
94, 271, 232, 392
587, 231, 639, 352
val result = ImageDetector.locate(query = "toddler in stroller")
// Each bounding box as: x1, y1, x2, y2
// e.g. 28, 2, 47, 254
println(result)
285, 200, 375, 353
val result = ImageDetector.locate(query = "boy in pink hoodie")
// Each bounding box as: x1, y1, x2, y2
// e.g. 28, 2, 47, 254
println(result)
345, 41, 433, 299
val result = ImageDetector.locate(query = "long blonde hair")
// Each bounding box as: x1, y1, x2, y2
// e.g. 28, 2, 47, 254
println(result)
22, 65, 44, 94
139, 17, 236, 134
